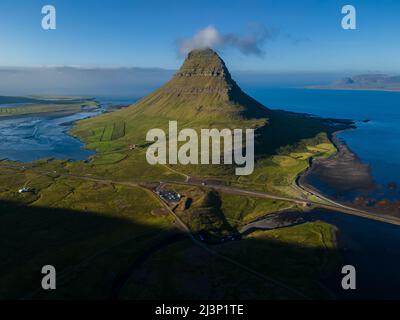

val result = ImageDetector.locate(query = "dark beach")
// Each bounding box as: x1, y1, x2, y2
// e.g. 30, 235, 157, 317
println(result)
299, 129, 400, 218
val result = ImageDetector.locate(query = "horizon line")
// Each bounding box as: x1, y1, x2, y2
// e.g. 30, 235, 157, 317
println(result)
0, 65, 393, 75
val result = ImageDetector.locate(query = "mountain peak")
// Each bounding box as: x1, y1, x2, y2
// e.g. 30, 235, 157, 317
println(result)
175, 48, 232, 81
187, 47, 217, 57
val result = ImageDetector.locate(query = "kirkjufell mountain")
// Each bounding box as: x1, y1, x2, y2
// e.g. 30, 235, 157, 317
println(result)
127, 48, 270, 124
75, 48, 343, 160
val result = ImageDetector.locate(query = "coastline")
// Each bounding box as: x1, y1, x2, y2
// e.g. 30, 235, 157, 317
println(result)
298, 127, 374, 194
296, 127, 400, 220
0, 105, 102, 163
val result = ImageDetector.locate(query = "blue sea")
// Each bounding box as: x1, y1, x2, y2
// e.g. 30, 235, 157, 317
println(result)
0, 97, 137, 162
244, 87, 400, 192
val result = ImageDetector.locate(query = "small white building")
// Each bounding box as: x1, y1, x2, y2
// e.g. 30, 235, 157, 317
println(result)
18, 187, 30, 193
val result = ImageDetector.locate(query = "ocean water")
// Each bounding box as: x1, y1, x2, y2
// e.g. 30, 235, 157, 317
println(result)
0, 97, 137, 162
244, 87, 400, 192
0, 111, 99, 162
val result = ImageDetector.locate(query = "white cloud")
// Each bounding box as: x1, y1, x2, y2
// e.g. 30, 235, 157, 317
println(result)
178, 25, 274, 56
179, 26, 222, 54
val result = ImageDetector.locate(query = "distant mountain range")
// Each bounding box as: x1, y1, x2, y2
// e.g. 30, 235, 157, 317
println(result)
311, 74, 400, 91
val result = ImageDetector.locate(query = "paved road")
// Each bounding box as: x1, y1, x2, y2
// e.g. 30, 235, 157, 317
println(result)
161, 179, 400, 226
3, 163, 400, 226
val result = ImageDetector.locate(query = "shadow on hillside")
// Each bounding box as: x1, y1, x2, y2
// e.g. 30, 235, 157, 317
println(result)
176, 190, 239, 243
229, 85, 354, 158
117, 226, 343, 300
0, 199, 183, 300
0, 199, 346, 300
254, 110, 354, 158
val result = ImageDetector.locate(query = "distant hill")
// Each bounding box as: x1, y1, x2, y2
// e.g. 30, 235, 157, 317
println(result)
0, 95, 91, 105
312, 74, 400, 91
0, 96, 40, 105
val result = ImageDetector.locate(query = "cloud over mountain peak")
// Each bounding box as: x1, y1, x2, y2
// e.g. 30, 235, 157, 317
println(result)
177, 25, 275, 57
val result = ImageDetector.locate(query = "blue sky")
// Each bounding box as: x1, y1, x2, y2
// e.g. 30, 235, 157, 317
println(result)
0, 0, 399, 72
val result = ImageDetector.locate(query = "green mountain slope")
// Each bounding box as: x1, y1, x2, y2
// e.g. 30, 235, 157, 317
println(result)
127, 48, 270, 122
74, 49, 268, 146
73, 48, 348, 184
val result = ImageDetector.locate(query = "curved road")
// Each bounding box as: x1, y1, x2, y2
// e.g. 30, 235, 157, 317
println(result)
161, 179, 400, 226
2, 163, 400, 226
